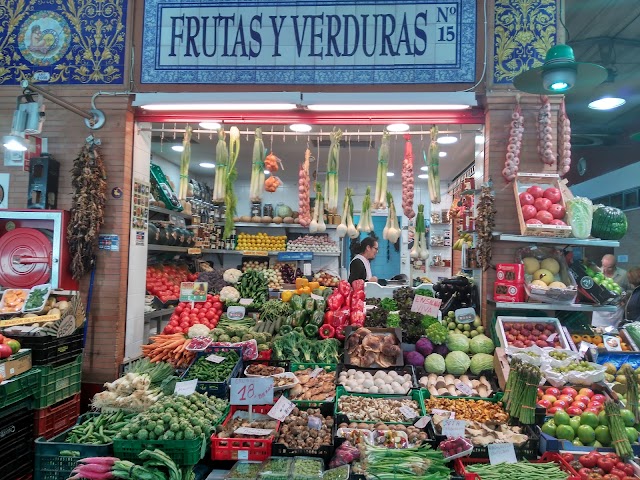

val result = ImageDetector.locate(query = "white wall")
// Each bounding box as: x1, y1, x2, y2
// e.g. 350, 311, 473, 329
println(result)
570, 163, 640, 199
152, 154, 214, 190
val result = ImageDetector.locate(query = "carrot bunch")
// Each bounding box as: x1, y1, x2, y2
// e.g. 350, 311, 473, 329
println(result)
141, 333, 194, 368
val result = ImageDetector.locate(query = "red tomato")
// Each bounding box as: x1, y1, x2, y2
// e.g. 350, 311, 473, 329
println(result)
204, 302, 213, 309
198, 312, 206, 319
205, 310, 215, 320
212, 295, 220, 302
605, 454, 620, 462
560, 453, 574, 464
580, 456, 598, 468
598, 458, 615, 473
164, 325, 174, 334
610, 469, 626, 480
623, 465, 634, 476
578, 468, 592, 480
213, 302, 223, 310
179, 321, 189, 329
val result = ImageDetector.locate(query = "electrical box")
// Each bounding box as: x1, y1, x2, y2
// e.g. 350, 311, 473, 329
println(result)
28, 154, 59, 209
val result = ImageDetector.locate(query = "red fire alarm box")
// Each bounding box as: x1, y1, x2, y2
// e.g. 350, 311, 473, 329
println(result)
0, 210, 78, 290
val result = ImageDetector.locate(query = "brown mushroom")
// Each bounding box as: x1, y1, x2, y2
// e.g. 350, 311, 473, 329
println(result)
362, 334, 382, 352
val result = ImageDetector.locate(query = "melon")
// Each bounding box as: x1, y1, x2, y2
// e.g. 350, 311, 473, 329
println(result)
533, 269, 554, 285
541, 258, 561, 275
523, 257, 541, 275
549, 281, 567, 289
591, 206, 628, 240
532, 280, 549, 288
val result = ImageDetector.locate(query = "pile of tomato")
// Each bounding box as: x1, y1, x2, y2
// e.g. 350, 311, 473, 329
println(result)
163, 295, 223, 334
146, 265, 198, 304
561, 451, 638, 480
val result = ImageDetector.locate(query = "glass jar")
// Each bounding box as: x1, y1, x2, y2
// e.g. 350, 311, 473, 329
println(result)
263, 203, 274, 217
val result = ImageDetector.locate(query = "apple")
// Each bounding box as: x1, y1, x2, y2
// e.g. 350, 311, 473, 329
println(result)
572, 401, 588, 410
519, 192, 536, 206
575, 395, 591, 405
549, 204, 566, 219
562, 387, 578, 397
526, 218, 543, 225
543, 187, 562, 203
567, 406, 583, 416
0, 344, 11, 359
592, 394, 606, 403
534, 197, 553, 211
559, 394, 574, 403
548, 388, 561, 397
525, 339, 534, 347
585, 407, 600, 414
513, 341, 524, 348
550, 219, 567, 226
536, 340, 548, 348
536, 210, 554, 224
538, 388, 544, 398
522, 204, 538, 220
527, 185, 544, 199
553, 400, 568, 408
537, 399, 552, 409
548, 406, 564, 415
542, 395, 558, 404
579, 388, 594, 398
589, 401, 602, 409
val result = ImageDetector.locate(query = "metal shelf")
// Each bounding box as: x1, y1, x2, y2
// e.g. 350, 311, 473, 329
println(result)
217, 222, 337, 229
144, 307, 175, 320
148, 245, 189, 253
149, 205, 193, 220
492, 232, 620, 247
201, 249, 340, 257
487, 298, 617, 312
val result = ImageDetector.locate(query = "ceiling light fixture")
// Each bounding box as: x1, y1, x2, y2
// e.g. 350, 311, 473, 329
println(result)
418, 173, 429, 179
475, 135, 484, 144
289, 123, 312, 133
171, 145, 184, 152
588, 97, 626, 110
307, 104, 471, 111
386, 172, 395, 177
199, 162, 215, 168
199, 122, 221, 130
439, 152, 447, 158
420, 166, 429, 172
2, 135, 27, 152
386, 123, 410, 132
143, 103, 297, 111
437, 136, 458, 145
513, 44, 607, 95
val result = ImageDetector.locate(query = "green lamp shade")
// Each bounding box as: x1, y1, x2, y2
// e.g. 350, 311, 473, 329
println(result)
513, 44, 608, 95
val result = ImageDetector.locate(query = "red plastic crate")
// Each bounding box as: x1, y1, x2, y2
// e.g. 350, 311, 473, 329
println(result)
454, 452, 579, 480
34, 393, 80, 440
210, 405, 278, 462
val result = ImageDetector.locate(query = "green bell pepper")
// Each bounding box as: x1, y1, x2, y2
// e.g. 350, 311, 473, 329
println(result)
291, 310, 308, 328
304, 298, 316, 314
303, 324, 318, 338
315, 298, 327, 312
279, 325, 293, 335
307, 310, 324, 327
294, 326, 304, 335
290, 294, 304, 311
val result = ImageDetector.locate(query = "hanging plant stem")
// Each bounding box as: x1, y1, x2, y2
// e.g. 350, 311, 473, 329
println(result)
428, 126, 441, 204
178, 125, 192, 200
250, 128, 265, 202
325, 129, 342, 213
224, 127, 240, 238
212, 128, 228, 203
373, 131, 390, 209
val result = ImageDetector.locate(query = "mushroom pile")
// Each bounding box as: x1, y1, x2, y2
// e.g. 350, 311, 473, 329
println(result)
419, 373, 494, 398
345, 328, 402, 368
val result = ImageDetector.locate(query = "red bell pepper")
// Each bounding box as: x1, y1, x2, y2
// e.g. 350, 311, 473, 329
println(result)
327, 292, 344, 311
351, 279, 365, 292
353, 289, 366, 301
319, 324, 335, 339
351, 298, 365, 312
333, 308, 350, 328
350, 309, 366, 326
335, 324, 348, 341
344, 293, 352, 310
338, 280, 352, 298
323, 311, 334, 325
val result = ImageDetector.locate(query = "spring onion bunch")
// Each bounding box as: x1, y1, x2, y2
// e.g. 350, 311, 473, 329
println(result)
383, 191, 401, 243
224, 126, 240, 238
428, 125, 441, 204
177, 125, 192, 201
212, 128, 228, 203
249, 128, 266, 202
373, 130, 390, 209
324, 129, 342, 213
362, 443, 450, 480
357, 186, 373, 233
410, 205, 428, 259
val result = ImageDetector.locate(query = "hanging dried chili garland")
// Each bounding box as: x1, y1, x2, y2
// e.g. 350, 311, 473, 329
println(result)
67, 139, 107, 280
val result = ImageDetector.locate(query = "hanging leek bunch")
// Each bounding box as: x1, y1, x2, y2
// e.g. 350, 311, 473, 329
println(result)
324, 129, 341, 213
249, 128, 266, 202
178, 126, 192, 201
212, 128, 228, 203
373, 131, 390, 209
357, 186, 373, 233
224, 127, 240, 238
383, 191, 401, 244
428, 125, 441, 204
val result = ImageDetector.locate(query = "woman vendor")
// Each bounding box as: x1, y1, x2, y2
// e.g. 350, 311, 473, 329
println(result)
348, 237, 379, 283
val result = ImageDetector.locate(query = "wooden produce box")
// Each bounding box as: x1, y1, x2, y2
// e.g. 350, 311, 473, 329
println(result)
513, 173, 572, 238
0, 349, 32, 381
493, 347, 509, 390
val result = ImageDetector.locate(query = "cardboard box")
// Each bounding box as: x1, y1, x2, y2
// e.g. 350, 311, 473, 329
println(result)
568, 261, 617, 305
496, 264, 525, 284
0, 349, 32, 381
493, 281, 526, 302
493, 347, 509, 390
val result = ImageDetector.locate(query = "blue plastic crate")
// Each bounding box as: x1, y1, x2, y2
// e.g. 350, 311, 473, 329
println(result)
538, 427, 640, 456
180, 346, 243, 398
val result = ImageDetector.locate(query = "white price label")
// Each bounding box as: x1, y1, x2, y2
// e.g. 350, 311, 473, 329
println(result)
455, 308, 476, 324
310, 367, 324, 378
237, 450, 249, 460
547, 332, 558, 343
455, 382, 474, 396
268, 396, 296, 421
311, 294, 324, 301
227, 306, 246, 320
174, 379, 198, 396
431, 409, 455, 419
399, 406, 418, 419
488, 443, 517, 464
234, 426, 274, 436
414, 416, 432, 428
206, 354, 226, 363
441, 419, 466, 438
411, 295, 442, 317
239, 298, 253, 306
230, 378, 274, 405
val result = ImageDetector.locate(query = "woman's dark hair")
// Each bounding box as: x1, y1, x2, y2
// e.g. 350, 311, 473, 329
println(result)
350, 235, 377, 257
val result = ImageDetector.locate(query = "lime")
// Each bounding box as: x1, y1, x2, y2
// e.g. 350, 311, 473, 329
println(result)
626, 427, 639, 444
620, 409, 635, 427
556, 424, 575, 441
595, 425, 611, 446
577, 425, 596, 444
580, 412, 599, 429
554, 410, 571, 426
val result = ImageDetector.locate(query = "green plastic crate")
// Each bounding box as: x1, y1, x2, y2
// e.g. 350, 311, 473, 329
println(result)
34, 432, 112, 480
113, 436, 206, 466
421, 387, 504, 403
289, 363, 336, 407
334, 386, 425, 425
34, 355, 82, 409
0, 367, 40, 409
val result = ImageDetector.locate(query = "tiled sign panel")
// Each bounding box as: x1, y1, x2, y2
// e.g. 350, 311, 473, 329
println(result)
141, 0, 477, 84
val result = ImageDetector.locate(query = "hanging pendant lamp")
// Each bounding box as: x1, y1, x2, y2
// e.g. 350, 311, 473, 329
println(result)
513, 44, 607, 94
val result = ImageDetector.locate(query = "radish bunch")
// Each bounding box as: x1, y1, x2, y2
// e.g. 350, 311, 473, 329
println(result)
401, 134, 415, 219
538, 96, 556, 166
503, 106, 524, 182
298, 149, 311, 227
558, 99, 572, 176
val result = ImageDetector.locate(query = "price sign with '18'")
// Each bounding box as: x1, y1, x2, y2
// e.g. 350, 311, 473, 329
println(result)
230, 378, 274, 406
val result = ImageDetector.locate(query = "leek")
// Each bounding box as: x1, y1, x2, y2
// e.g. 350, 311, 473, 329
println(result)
357, 186, 373, 233
428, 126, 441, 204
212, 128, 228, 203
415, 204, 429, 259
249, 128, 265, 202
177, 125, 192, 201
386, 191, 401, 243
325, 130, 341, 213
337, 187, 353, 238
223, 126, 240, 238
346, 191, 358, 238
373, 131, 390, 209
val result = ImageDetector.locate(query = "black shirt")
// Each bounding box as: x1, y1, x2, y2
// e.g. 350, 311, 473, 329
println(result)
348, 257, 367, 283
626, 286, 640, 322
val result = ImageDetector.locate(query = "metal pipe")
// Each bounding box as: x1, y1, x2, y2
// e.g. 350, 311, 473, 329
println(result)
139, 127, 478, 137
23, 83, 92, 120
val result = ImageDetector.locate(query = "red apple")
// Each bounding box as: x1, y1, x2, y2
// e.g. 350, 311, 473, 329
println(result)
525, 339, 534, 347
537, 399, 552, 409
536, 340, 548, 348
522, 204, 538, 220
553, 400, 568, 408
575, 395, 591, 404
527, 185, 544, 199
572, 401, 588, 410
585, 407, 600, 414
548, 406, 564, 414
562, 387, 578, 397
519, 192, 536, 206
543, 187, 562, 203
534, 197, 553, 212
536, 210, 554, 224
542, 395, 558, 404
513, 341, 524, 348
526, 218, 543, 225
538, 388, 544, 398
567, 406, 583, 416
549, 203, 566, 219
548, 388, 561, 397
589, 401, 602, 408
592, 394, 606, 403
559, 394, 574, 403
579, 388, 594, 398
550, 219, 567, 226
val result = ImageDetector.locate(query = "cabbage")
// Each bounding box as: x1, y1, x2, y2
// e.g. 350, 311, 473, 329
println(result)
469, 334, 495, 355
406, 351, 425, 367
445, 351, 471, 375
446, 334, 470, 353
470, 353, 494, 375
424, 353, 446, 374
415, 337, 434, 356
566, 197, 593, 239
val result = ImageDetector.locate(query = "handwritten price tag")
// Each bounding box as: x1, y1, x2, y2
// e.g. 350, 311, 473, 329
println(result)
234, 427, 273, 436
441, 419, 466, 438
310, 367, 324, 378
411, 295, 442, 316
431, 409, 455, 419
206, 354, 225, 364
488, 443, 517, 464
399, 406, 418, 419
239, 298, 254, 306
414, 416, 432, 428
174, 379, 197, 396
230, 378, 274, 406
268, 396, 296, 421
455, 382, 474, 396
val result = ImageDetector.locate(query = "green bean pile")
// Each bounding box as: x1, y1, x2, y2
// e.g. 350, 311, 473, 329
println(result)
466, 461, 569, 480
183, 349, 240, 382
